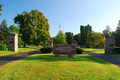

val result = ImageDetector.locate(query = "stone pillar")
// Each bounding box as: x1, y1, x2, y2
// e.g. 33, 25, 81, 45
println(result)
72, 40, 78, 46
105, 36, 115, 54
8, 32, 18, 52
47, 40, 53, 46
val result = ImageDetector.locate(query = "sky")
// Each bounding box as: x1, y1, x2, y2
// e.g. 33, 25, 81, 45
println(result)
1, 0, 120, 37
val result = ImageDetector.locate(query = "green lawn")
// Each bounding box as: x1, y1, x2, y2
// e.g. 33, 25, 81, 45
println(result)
83, 48, 105, 54
0, 53, 120, 80
0, 46, 42, 56
83, 48, 120, 57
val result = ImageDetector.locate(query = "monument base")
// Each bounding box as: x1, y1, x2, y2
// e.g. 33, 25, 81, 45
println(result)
68, 55, 74, 57
55, 54, 60, 57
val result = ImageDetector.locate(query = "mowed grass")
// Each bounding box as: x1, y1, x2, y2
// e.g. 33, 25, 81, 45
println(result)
83, 48, 120, 57
0, 46, 42, 56
83, 48, 104, 54
0, 53, 120, 80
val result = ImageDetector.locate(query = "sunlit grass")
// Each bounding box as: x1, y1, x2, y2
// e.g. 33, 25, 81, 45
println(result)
0, 53, 120, 80
83, 48, 120, 57
83, 48, 104, 54
0, 46, 42, 56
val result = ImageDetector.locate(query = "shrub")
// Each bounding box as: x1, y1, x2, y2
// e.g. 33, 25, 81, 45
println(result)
0, 44, 7, 50
76, 47, 84, 54
40, 46, 53, 53
115, 47, 120, 54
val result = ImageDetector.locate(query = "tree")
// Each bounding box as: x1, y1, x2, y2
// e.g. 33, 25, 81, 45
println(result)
53, 30, 67, 44
80, 24, 92, 46
74, 33, 81, 45
102, 25, 111, 38
0, 19, 9, 44
65, 32, 74, 44
0, 3, 3, 16
88, 32, 103, 48
14, 9, 50, 47
8, 25, 22, 44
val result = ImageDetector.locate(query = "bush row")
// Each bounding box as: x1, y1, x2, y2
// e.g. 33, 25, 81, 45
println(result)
115, 47, 120, 54
40, 46, 53, 53
40, 46, 84, 54
0, 44, 7, 50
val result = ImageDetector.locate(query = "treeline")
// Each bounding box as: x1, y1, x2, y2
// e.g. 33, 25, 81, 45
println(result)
51, 25, 105, 48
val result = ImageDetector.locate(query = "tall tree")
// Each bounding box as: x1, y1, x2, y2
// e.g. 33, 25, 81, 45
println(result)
65, 32, 74, 44
14, 9, 50, 47
29, 10, 50, 46
80, 24, 92, 46
102, 25, 111, 38
53, 30, 67, 44
0, 19, 9, 44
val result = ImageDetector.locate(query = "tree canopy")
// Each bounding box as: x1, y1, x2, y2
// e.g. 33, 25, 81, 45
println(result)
53, 30, 67, 44
0, 19, 9, 44
14, 9, 50, 47
65, 32, 74, 44
0, 3, 3, 16
80, 24, 92, 46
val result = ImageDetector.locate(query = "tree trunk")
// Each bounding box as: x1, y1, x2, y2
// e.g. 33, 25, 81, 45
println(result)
23, 41, 26, 47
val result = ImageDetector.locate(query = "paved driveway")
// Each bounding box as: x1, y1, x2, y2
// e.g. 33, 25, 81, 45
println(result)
84, 51, 120, 67
0, 49, 40, 66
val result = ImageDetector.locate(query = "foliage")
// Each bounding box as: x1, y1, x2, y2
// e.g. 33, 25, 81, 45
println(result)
0, 19, 9, 44
65, 32, 74, 44
14, 9, 50, 47
53, 30, 67, 44
76, 47, 84, 54
0, 44, 7, 50
40, 46, 53, 53
0, 3, 3, 16
88, 31, 103, 48
8, 25, 22, 44
80, 24, 92, 46
115, 47, 120, 54
111, 20, 120, 46
74, 33, 81, 45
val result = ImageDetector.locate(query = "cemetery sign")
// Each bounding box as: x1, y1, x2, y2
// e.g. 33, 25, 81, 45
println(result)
53, 44, 76, 57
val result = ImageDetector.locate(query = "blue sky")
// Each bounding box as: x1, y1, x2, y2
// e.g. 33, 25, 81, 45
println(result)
1, 0, 120, 37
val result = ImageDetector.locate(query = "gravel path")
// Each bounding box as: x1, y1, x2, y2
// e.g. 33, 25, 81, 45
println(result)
0, 49, 40, 66
84, 51, 120, 67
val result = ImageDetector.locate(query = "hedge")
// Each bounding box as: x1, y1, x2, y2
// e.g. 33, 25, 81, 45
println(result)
40, 46, 53, 53
76, 47, 84, 54
40, 46, 84, 54
0, 44, 7, 50
115, 47, 120, 54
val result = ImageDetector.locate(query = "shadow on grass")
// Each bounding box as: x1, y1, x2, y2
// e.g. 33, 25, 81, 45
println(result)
20, 53, 112, 65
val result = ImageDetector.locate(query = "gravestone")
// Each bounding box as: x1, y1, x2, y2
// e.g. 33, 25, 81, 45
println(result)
105, 35, 115, 54
72, 40, 78, 46
8, 32, 18, 52
47, 40, 53, 46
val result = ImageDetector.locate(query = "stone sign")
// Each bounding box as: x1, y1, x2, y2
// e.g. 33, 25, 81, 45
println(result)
53, 44, 76, 57
8, 32, 18, 52
105, 35, 115, 54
